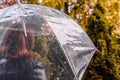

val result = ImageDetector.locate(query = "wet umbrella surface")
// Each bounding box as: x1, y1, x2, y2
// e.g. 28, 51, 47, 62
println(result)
0, 1, 96, 80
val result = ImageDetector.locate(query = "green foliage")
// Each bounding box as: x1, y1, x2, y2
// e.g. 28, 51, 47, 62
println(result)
69, 0, 97, 30
27, 0, 39, 4
69, 0, 87, 28
116, 32, 120, 44
84, 1, 120, 80
95, 2, 105, 14
41, 0, 64, 10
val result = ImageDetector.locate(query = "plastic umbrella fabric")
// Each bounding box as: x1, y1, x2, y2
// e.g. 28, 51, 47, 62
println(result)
0, 1, 96, 80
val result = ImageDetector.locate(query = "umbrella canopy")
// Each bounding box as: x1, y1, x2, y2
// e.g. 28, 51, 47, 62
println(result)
0, 2, 96, 80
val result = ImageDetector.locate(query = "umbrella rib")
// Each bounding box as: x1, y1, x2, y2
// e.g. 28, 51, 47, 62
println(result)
52, 36, 78, 80
16, 4, 31, 49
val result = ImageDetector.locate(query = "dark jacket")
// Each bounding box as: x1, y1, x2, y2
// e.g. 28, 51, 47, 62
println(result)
0, 57, 47, 80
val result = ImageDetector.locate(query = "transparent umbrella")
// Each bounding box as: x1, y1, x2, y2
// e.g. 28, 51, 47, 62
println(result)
0, 0, 96, 80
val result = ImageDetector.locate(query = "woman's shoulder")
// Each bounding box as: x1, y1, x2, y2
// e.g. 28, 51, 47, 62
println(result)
32, 60, 47, 80
32, 60, 44, 68
0, 58, 8, 64
0, 58, 47, 80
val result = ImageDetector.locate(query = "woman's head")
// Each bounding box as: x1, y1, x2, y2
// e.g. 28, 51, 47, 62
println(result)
2, 23, 34, 58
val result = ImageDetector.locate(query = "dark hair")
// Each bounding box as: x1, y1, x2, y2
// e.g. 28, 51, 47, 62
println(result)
2, 23, 34, 58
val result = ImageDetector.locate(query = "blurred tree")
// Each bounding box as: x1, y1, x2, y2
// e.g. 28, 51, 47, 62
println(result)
27, 0, 39, 4
84, 1, 120, 80
68, 0, 97, 29
41, 0, 64, 10
102, 0, 119, 30
40, 0, 97, 30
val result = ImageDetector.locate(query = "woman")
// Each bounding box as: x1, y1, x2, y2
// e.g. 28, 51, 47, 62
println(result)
0, 23, 47, 80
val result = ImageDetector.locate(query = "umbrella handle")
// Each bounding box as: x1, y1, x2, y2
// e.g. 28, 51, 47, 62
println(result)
15, 0, 21, 5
